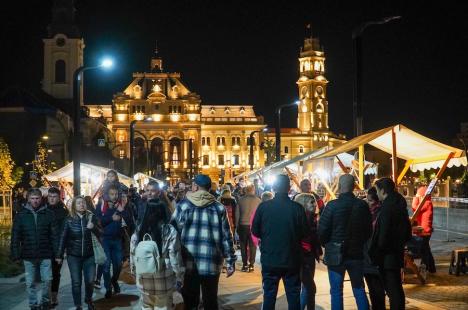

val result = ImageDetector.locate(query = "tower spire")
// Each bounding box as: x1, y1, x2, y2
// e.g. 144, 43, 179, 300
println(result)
151, 41, 163, 72
47, 0, 80, 38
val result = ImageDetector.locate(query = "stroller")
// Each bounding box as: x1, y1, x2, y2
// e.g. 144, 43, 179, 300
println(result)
404, 235, 427, 284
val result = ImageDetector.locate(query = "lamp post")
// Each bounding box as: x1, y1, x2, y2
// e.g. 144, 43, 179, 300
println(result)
275, 101, 300, 162
353, 16, 401, 137
249, 128, 268, 171
73, 58, 113, 196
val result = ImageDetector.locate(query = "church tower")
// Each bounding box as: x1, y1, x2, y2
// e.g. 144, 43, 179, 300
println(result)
42, 0, 84, 101
297, 29, 329, 133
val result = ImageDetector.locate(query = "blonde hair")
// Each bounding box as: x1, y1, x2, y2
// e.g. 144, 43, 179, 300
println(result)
261, 191, 274, 202
220, 189, 232, 199
70, 196, 91, 219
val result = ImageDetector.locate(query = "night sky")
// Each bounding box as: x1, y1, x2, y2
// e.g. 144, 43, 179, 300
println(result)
2, 0, 468, 143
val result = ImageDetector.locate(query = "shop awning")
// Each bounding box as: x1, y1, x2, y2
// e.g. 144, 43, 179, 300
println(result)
313, 125, 466, 172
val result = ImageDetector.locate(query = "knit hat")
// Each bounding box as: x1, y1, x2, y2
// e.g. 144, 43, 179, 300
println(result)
194, 174, 211, 189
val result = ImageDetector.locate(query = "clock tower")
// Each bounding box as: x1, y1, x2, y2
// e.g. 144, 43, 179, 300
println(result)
297, 32, 329, 133
42, 0, 84, 102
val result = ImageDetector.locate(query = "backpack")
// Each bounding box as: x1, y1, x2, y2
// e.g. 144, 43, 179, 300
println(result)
134, 233, 165, 276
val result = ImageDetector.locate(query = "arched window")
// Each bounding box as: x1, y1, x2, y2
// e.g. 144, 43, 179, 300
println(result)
55, 60, 66, 83
284, 146, 289, 154
299, 145, 304, 153
316, 102, 324, 113
170, 138, 182, 166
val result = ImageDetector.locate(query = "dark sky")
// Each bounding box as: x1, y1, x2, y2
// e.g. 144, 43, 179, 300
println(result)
2, 0, 468, 143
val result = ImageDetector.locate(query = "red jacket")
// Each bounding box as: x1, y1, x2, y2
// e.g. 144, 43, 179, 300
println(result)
412, 187, 433, 235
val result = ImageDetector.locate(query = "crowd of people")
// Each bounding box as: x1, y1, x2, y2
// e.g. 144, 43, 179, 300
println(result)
10, 168, 436, 310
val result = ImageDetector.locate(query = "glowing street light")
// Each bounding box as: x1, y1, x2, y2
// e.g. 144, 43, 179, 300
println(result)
42, 135, 49, 140
100, 58, 114, 69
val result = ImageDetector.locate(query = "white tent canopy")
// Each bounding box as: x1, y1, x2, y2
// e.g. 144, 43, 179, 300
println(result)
313, 124, 467, 172
44, 162, 135, 187
133, 172, 164, 188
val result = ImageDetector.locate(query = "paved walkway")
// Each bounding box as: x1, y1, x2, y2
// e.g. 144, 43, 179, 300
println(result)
1, 229, 467, 309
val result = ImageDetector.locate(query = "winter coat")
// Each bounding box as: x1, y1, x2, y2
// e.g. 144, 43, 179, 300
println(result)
412, 187, 433, 235
251, 193, 308, 270
369, 191, 412, 269
58, 212, 102, 258
318, 192, 372, 260
171, 190, 237, 276
236, 194, 261, 227
10, 204, 59, 260
95, 201, 132, 239
47, 202, 69, 235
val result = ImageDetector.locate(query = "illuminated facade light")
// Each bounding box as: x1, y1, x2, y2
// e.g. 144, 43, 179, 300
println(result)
170, 114, 181, 122
151, 114, 163, 121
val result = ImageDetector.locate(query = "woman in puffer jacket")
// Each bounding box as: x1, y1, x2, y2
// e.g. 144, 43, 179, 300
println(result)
130, 198, 185, 310
58, 196, 102, 310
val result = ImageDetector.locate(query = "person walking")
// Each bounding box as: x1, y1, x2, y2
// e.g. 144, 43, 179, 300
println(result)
219, 188, 237, 245
294, 193, 322, 310
10, 188, 59, 310
130, 198, 184, 309
236, 184, 261, 272
57, 196, 102, 310
95, 185, 132, 298
172, 174, 237, 310
252, 174, 308, 310
363, 187, 386, 310
297, 179, 325, 215
412, 185, 436, 273
46, 187, 69, 308
370, 178, 412, 310
318, 174, 372, 310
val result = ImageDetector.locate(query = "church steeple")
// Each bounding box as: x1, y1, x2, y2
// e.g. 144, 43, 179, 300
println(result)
47, 0, 80, 39
151, 42, 163, 72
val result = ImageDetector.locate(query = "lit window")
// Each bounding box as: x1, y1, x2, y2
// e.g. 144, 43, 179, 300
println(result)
316, 102, 324, 113
314, 61, 321, 71
203, 155, 209, 166
240, 107, 245, 114
218, 155, 224, 165
210, 107, 215, 114
202, 137, 206, 145
232, 154, 240, 166
119, 149, 125, 159
224, 107, 230, 114
299, 145, 304, 153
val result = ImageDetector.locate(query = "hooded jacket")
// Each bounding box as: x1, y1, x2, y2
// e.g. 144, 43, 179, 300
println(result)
47, 201, 69, 235
10, 204, 59, 260
171, 190, 236, 276
412, 186, 433, 235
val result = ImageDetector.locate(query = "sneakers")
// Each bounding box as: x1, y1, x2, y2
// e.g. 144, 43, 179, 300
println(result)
112, 280, 121, 294
248, 265, 255, 272
241, 265, 249, 272
93, 280, 101, 289
86, 301, 96, 310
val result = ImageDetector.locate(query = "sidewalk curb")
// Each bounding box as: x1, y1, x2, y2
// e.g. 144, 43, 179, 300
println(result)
0, 273, 25, 284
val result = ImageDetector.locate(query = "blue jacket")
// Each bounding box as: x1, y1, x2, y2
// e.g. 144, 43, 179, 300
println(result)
95, 201, 132, 239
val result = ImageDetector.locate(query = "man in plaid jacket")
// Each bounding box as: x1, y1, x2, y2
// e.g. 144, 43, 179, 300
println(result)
172, 174, 237, 310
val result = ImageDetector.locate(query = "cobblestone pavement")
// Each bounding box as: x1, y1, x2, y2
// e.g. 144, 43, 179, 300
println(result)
0, 229, 467, 309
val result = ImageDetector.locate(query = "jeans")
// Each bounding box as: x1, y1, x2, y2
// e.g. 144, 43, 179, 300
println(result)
51, 258, 63, 293
96, 264, 104, 282
67, 255, 96, 306
300, 255, 316, 310
364, 273, 386, 310
103, 237, 123, 291
380, 268, 405, 310
182, 272, 220, 310
328, 259, 369, 310
24, 259, 52, 306
421, 235, 436, 273
261, 265, 301, 310
238, 225, 256, 266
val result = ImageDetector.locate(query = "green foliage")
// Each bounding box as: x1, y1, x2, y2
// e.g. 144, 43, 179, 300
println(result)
0, 138, 16, 190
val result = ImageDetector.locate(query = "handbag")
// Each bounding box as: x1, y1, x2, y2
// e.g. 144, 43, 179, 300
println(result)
88, 215, 107, 265
323, 203, 356, 266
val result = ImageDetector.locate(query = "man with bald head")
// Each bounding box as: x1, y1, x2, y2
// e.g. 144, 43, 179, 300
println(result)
318, 174, 372, 310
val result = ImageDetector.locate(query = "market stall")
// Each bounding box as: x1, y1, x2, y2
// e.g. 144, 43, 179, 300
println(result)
44, 162, 135, 198
133, 172, 164, 190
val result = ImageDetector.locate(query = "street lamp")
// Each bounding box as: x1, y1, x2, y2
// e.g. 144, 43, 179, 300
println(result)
73, 57, 114, 196
275, 100, 300, 162
352, 16, 401, 137
249, 128, 268, 171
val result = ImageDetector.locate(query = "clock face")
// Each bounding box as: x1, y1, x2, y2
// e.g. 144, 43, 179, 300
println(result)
56, 38, 65, 47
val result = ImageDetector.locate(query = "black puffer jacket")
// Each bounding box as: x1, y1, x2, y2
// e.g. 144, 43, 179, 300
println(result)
58, 212, 102, 258
10, 204, 59, 260
318, 192, 372, 260
47, 202, 69, 235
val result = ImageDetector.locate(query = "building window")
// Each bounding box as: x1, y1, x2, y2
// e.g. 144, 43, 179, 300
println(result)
202, 137, 206, 145
210, 107, 215, 114
299, 145, 304, 153
217, 137, 225, 146
119, 149, 125, 159
240, 107, 245, 114
224, 107, 230, 114
55, 60, 66, 83
284, 146, 289, 154
206, 137, 211, 146
178, 106, 182, 113
203, 155, 209, 166
232, 136, 240, 146
218, 155, 224, 166
232, 154, 240, 166
154, 104, 159, 110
